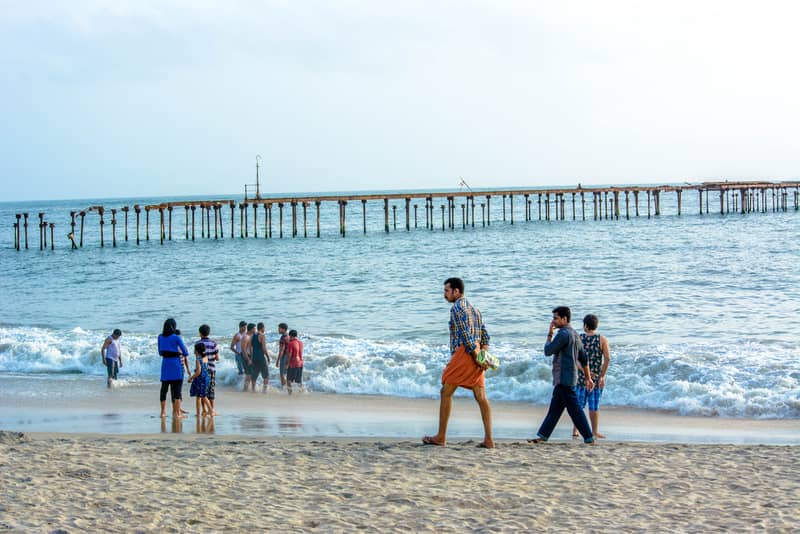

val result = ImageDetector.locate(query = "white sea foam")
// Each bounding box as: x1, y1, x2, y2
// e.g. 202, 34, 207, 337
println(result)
1, 326, 797, 418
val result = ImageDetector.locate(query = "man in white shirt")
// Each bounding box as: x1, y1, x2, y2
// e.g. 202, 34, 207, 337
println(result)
101, 329, 123, 388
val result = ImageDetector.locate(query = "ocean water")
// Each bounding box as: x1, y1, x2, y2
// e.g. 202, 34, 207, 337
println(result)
1, 188, 798, 419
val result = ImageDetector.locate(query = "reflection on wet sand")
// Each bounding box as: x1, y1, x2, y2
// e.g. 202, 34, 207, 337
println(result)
277, 416, 303, 433
161, 417, 183, 434
196, 417, 215, 434
238, 415, 270, 433
235, 415, 304, 434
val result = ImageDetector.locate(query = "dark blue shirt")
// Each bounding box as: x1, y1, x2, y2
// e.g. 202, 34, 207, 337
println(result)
544, 325, 587, 387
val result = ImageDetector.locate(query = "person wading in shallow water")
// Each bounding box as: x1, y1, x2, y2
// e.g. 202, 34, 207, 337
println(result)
101, 328, 123, 388
423, 277, 494, 449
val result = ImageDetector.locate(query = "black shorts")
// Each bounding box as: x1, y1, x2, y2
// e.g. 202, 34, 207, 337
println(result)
160, 379, 183, 402
287, 366, 303, 384
250, 361, 268, 381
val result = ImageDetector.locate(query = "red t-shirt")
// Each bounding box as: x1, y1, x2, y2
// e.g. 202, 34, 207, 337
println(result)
288, 338, 304, 368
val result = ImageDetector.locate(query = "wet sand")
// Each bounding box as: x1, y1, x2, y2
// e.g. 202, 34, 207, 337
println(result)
1, 376, 798, 444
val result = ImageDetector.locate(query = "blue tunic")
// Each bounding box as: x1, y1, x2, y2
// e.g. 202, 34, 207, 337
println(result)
158, 334, 188, 381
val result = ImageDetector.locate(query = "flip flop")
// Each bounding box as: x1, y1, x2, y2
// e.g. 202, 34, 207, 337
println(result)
422, 436, 444, 446
476, 442, 495, 449
527, 438, 546, 444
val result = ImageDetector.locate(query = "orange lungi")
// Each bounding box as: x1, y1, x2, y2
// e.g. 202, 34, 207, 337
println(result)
441, 345, 484, 389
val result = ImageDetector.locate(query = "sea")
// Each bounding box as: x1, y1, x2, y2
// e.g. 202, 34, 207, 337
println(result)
1, 187, 798, 422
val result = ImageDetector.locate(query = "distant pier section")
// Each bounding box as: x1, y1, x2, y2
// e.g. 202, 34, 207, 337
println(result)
10, 181, 800, 250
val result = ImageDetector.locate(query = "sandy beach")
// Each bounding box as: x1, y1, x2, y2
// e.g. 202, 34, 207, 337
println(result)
0, 431, 797, 532
1, 379, 799, 531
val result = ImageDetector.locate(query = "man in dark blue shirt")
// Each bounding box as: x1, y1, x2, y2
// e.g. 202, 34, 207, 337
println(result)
529, 306, 596, 445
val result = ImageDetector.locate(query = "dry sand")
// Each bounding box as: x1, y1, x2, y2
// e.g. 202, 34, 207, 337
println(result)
1, 430, 798, 532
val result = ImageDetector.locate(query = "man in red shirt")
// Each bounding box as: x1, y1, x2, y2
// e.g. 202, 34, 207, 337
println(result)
286, 329, 304, 395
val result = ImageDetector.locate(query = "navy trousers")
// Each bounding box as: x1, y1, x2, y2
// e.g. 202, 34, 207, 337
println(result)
537, 384, 595, 443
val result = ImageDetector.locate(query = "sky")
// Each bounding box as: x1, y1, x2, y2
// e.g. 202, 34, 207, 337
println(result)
2, 0, 800, 201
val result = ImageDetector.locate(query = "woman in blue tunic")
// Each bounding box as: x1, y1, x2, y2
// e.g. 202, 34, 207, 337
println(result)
158, 318, 190, 419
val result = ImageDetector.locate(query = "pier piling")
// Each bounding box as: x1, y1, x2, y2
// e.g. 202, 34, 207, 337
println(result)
229, 201, 235, 238
122, 207, 129, 241
158, 208, 163, 245
97, 208, 105, 248
470, 197, 475, 227
625, 191, 630, 220
267, 203, 272, 238
111, 209, 117, 247
69, 211, 76, 244
278, 203, 284, 239
23, 213, 29, 249
316, 201, 321, 238
243, 202, 249, 238
216, 205, 221, 239
289, 202, 295, 238
253, 203, 258, 238
302, 202, 308, 238
15, 214, 21, 250
545, 194, 550, 221
134, 206, 140, 245
239, 204, 244, 238
38, 213, 44, 250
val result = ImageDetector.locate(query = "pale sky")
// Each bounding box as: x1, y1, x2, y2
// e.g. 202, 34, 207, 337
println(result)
2, 0, 800, 201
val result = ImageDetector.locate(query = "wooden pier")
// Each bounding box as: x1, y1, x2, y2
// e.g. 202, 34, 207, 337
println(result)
10, 181, 800, 250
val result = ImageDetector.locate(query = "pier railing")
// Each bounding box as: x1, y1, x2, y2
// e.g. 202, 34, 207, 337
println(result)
10, 181, 800, 250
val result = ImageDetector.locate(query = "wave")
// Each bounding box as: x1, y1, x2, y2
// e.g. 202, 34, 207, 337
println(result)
0, 326, 797, 419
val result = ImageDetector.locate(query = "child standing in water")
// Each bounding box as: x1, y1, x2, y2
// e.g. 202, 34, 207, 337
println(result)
189, 341, 213, 417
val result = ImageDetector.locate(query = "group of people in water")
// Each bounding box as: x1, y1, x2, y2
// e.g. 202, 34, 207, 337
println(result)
229, 321, 305, 394
101, 319, 305, 420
